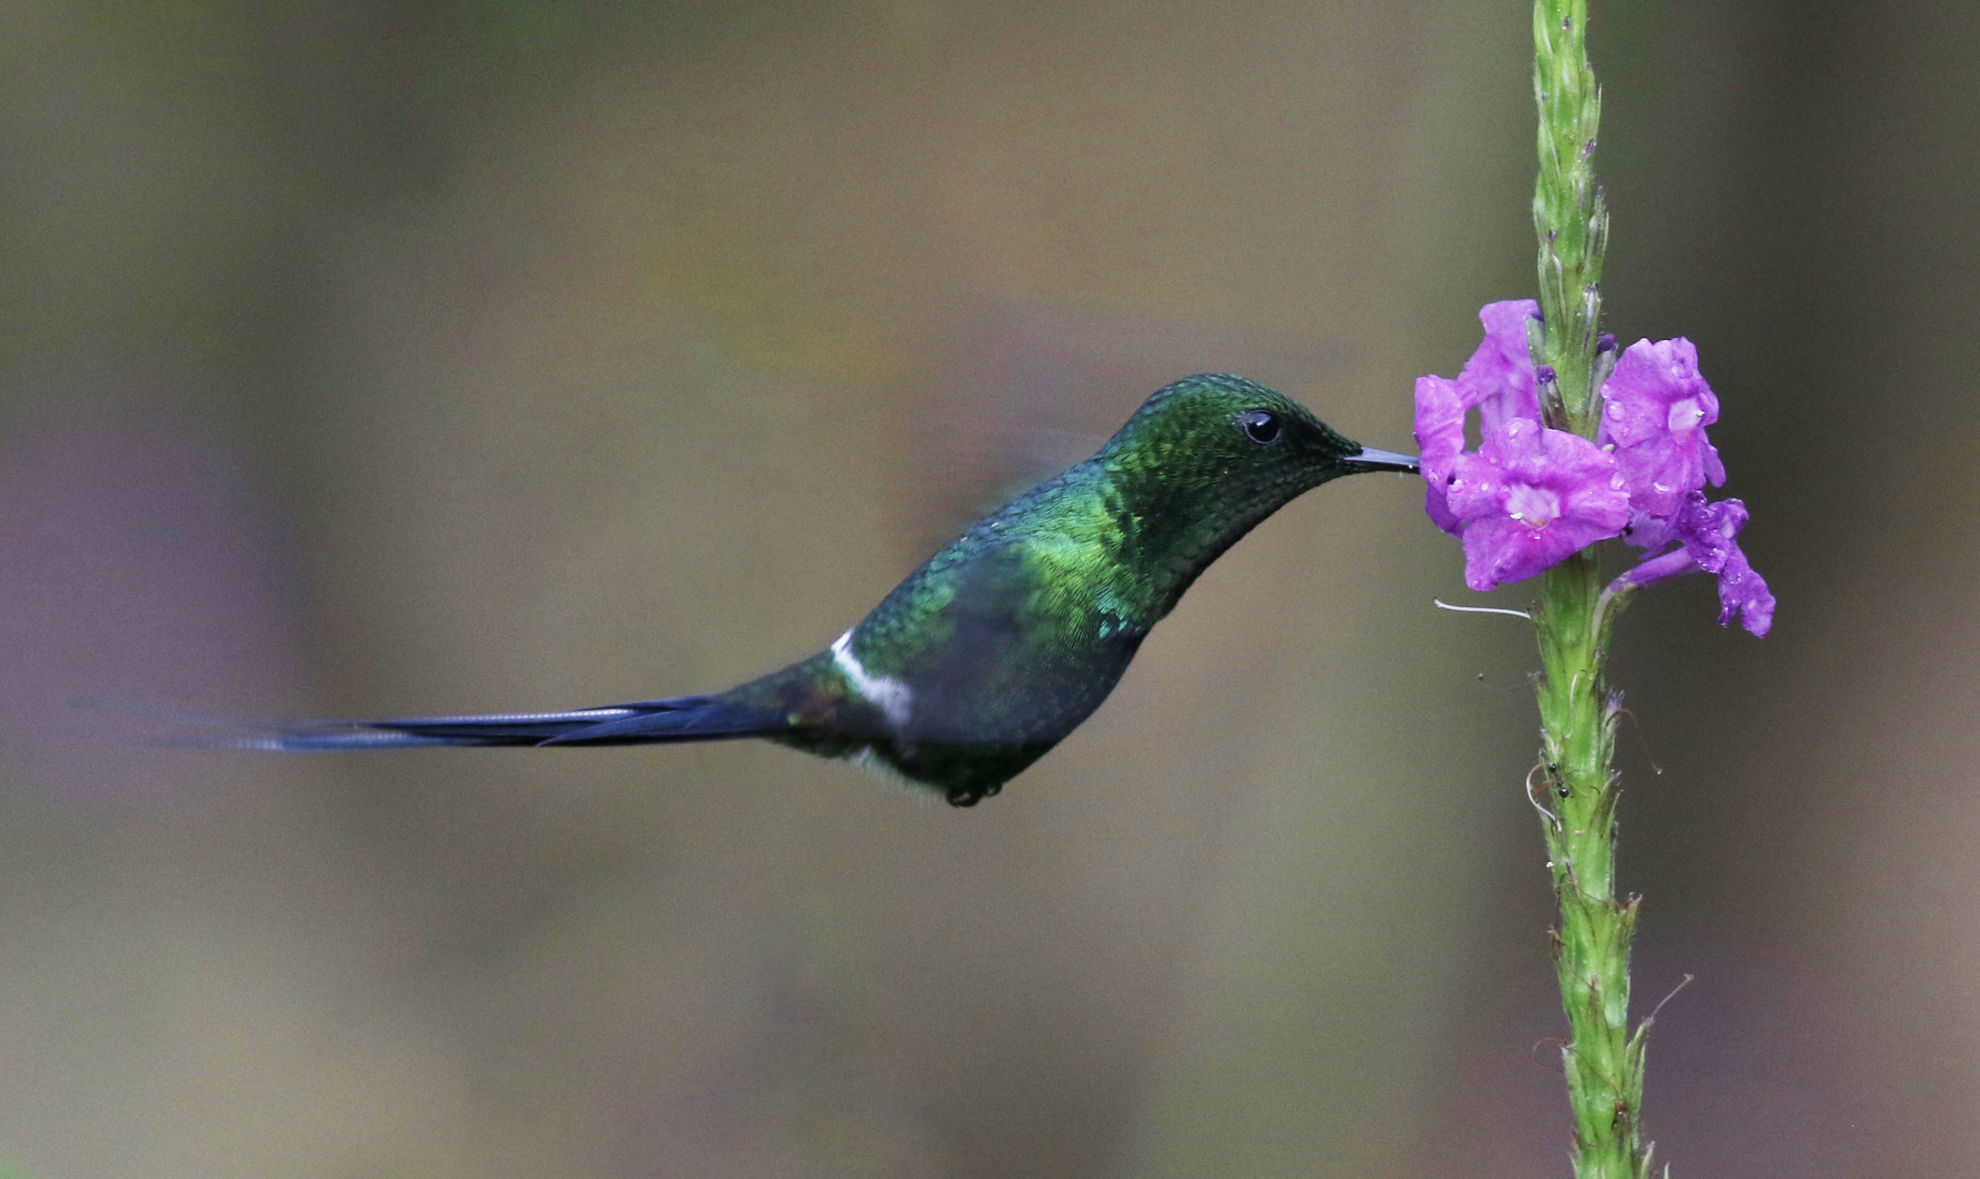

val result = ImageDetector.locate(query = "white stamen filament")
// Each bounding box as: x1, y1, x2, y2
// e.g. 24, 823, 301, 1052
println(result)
1433, 598, 1534, 620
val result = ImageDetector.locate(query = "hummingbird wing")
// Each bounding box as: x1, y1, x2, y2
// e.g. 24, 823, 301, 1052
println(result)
856, 532, 1147, 748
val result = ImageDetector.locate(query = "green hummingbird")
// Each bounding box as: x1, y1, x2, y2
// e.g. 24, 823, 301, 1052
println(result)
254, 374, 1417, 805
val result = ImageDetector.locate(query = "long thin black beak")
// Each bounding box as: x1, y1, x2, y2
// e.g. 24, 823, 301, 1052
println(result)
1342, 445, 1419, 473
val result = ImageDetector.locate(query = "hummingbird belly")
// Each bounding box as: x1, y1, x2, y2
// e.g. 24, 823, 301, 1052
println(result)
732, 616, 1143, 805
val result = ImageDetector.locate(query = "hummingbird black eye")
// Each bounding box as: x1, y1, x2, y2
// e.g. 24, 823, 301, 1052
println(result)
1238, 409, 1282, 444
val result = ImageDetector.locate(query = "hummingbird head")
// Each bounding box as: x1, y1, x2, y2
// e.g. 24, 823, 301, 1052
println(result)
1084, 374, 1417, 618
1097, 373, 1418, 503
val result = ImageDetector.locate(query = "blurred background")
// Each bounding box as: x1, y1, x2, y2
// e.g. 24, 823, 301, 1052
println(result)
0, 1, 1970, 1175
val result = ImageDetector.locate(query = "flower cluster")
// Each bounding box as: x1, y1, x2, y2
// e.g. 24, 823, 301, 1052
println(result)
1415, 300, 1773, 635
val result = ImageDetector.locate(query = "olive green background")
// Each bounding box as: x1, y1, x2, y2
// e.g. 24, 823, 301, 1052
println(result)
0, 2, 1970, 1175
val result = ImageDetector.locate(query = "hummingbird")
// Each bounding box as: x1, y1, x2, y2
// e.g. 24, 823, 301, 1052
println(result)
250, 374, 1417, 805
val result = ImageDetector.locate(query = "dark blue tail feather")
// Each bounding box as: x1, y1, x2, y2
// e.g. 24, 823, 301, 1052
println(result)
112, 695, 788, 752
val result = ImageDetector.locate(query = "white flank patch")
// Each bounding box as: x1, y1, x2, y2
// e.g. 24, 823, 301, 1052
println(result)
831, 630, 913, 728
845, 745, 905, 782
841, 746, 937, 803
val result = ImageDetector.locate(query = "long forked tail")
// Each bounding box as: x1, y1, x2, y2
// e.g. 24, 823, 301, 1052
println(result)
165, 695, 790, 751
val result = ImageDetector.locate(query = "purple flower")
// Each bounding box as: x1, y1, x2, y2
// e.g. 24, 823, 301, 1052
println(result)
1598, 338, 1726, 532
1412, 298, 1625, 588
1446, 418, 1630, 592
1413, 300, 1544, 537
1617, 492, 1775, 635
1412, 300, 1770, 632
1461, 299, 1544, 435
1413, 374, 1467, 536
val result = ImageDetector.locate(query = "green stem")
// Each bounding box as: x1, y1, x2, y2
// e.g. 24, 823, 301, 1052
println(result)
1534, 555, 1647, 1178
1531, 0, 1609, 436
1527, 2, 1654, 1175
